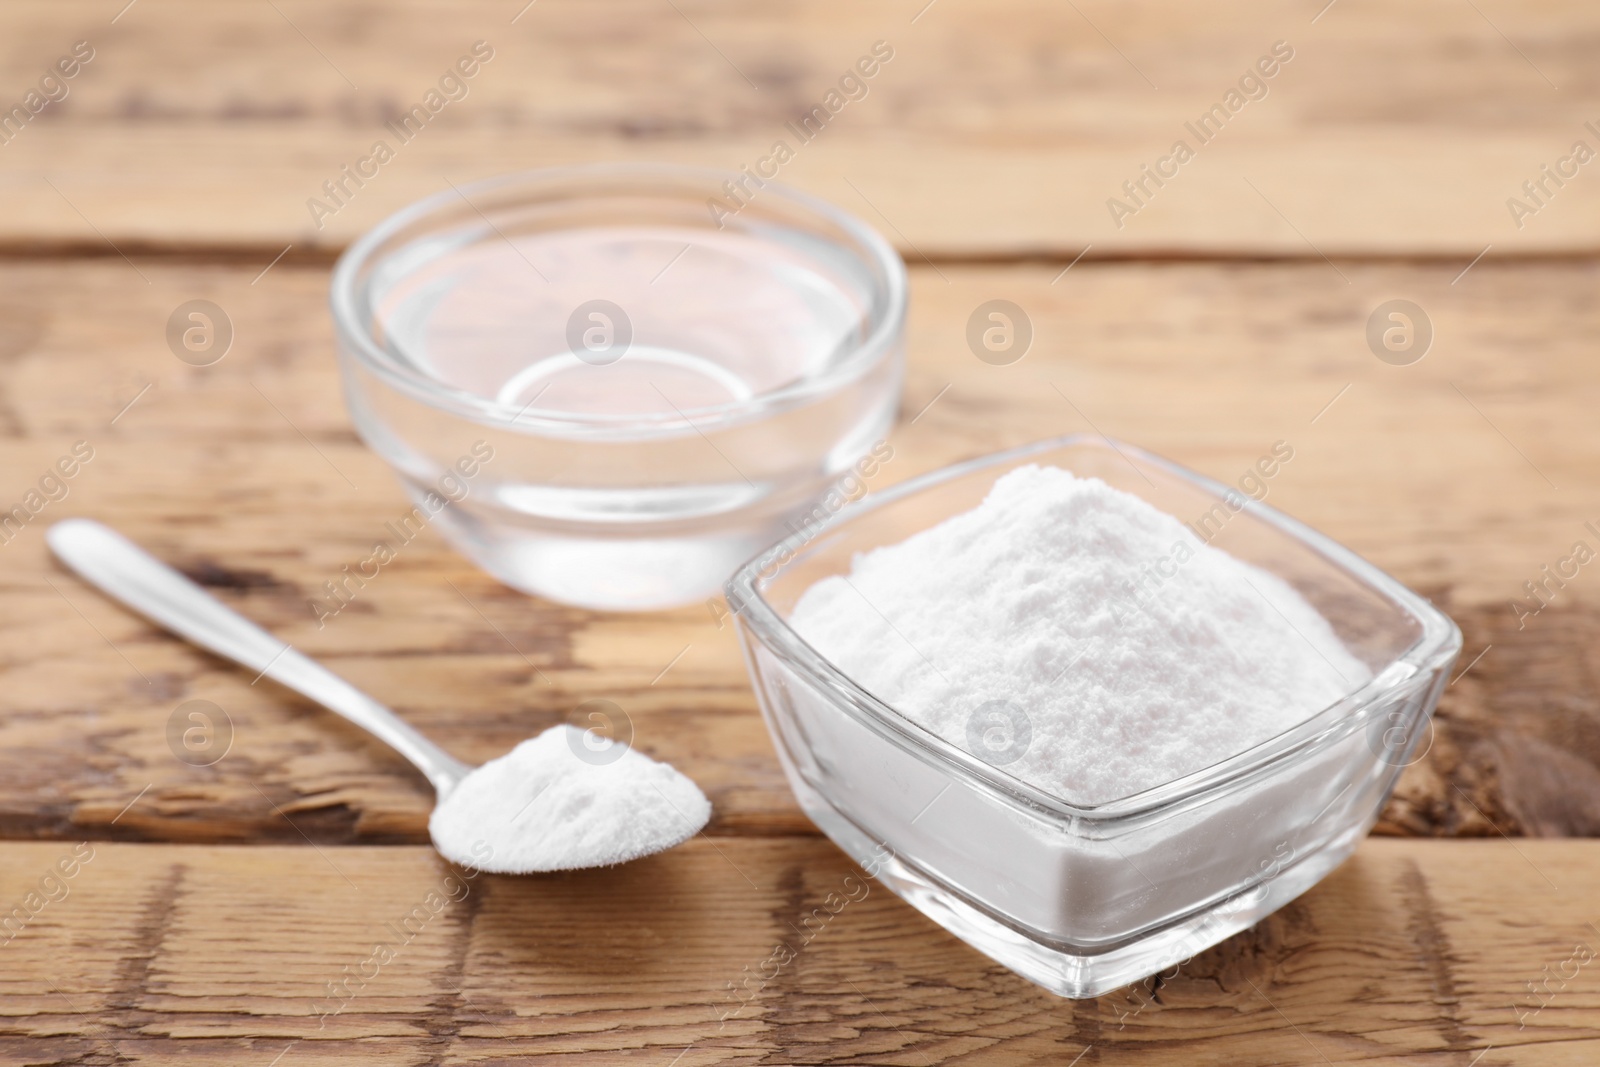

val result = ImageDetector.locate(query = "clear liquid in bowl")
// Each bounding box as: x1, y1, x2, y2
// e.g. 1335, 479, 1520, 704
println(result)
373, 224, 868, 421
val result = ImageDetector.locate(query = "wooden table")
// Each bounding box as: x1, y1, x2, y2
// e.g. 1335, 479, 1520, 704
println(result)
3, 2, 1599, 1063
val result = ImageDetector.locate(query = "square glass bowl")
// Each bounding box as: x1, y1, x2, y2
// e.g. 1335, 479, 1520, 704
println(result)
725, 435, 1460, 998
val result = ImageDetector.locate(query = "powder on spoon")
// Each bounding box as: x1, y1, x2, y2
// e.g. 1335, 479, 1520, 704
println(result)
429, 725, 711, 873
789, 464, 1371, 806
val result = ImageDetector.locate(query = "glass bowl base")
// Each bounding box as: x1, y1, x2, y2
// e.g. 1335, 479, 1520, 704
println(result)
427, 498, 787, 611
795, 775, 1369, 999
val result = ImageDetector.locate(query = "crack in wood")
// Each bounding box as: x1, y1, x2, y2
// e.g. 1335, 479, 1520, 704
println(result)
1397, 859, 1471, 1053
413, 871, 486, 1066
105, 862, 187, 1050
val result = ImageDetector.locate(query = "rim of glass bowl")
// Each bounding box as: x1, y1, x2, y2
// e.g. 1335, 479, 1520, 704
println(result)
329, 162, 908, 438
725, 433, 1464, 828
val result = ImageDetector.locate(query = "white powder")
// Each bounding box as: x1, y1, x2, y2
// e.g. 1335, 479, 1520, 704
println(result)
790, 465, 1371, 806
429, 725, 711, 872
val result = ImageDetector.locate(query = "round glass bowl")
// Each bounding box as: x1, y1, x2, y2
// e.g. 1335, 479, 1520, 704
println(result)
331, 164, 906, 611
727, 435, 1461, 998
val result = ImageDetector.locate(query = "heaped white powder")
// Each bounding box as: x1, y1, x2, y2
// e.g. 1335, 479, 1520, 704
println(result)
429, 725, 711, 873
790, 465, 1371, 806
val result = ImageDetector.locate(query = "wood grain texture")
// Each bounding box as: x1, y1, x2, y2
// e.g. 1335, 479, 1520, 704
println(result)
0, 0, 1598, 254
2, 0, 1596, 1054
0, 257, 1596, 843
0, 839, 1596, 1064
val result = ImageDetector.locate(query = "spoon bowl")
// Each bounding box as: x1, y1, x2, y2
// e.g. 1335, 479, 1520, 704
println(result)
46, 518, 709, 871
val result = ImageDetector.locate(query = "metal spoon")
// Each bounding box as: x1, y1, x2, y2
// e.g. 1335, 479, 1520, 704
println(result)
46, 518, 710, 872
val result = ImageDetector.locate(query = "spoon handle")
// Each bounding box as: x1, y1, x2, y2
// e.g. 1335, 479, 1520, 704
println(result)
47, 519, 470, 795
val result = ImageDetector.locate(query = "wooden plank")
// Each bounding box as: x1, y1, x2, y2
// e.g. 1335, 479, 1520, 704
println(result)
0, 838, 1595, 1064
1, 257, 1597, 845
1, 0, 1598, 254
